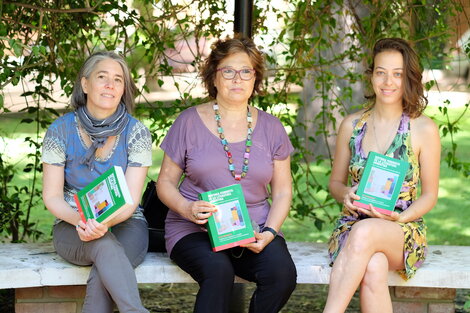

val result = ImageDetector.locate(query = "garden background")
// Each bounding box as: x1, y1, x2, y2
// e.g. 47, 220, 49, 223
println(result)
0, 1, 469, 312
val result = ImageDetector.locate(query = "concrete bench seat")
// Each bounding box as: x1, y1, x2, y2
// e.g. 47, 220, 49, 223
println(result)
2, 242, 469, 312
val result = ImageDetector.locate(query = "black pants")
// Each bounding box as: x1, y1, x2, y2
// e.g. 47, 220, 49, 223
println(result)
171, 232, 297, 313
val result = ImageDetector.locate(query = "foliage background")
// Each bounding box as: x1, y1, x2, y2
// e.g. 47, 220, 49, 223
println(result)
0, 0, 469, 242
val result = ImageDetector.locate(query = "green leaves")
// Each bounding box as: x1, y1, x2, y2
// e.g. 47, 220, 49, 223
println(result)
0, 0, 468, 241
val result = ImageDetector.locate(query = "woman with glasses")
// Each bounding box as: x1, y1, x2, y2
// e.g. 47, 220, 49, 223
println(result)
156, 36, 297, 313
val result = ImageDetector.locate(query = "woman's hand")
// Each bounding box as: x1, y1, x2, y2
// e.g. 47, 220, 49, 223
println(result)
241, 230, 275, 254
357, 204, 402, 222
343, 185, 361, 217
76, 219, 108, 242
185, 200, 217, 225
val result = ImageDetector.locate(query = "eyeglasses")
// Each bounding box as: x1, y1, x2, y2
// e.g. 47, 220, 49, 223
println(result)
217, 67, 256, 80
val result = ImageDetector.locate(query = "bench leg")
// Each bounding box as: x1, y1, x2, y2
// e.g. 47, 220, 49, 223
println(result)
390, 286, 456, 313
15, 286, 86, 313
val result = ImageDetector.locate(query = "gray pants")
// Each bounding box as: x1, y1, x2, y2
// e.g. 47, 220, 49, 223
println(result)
53, 218, 149, 313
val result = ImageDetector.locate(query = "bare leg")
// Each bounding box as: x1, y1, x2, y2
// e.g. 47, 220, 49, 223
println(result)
360, 252, 393, 313
323, 218, 405, 313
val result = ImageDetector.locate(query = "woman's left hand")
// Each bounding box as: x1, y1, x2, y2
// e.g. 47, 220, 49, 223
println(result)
77, 219, 108, 241
357, 204, 402, 222
241, 230, 275, 254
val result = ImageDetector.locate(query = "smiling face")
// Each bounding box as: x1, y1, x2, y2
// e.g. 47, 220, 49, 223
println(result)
81, 58, 125, 119
371, 50, 405, 107
214, 52, 255, 106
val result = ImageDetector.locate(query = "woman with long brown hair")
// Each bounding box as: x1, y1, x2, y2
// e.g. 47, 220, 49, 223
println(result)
324, 38, 440, 312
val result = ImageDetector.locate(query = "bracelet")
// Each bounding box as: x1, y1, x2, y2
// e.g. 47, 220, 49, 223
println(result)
262, 226, 277, 238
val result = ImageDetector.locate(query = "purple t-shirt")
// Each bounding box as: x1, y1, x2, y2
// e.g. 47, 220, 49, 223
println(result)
160, 106, 294, 254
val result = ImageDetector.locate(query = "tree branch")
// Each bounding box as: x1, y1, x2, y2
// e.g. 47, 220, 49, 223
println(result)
3, 1, 104, 14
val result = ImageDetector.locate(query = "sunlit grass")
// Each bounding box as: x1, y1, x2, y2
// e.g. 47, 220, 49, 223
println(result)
1, 104, 469, 245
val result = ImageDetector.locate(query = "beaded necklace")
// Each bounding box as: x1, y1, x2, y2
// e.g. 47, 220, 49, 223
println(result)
213, 103, 252, 180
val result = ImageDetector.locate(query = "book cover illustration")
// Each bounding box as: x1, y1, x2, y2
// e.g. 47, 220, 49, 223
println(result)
86, 181, 114, 217
353, 151, 409, 215
213, 200, 246, 235
74, 166, 133, 224
199, 184, 256, 252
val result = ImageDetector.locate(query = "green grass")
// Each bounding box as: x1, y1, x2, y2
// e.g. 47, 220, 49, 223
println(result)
1, 104, 469, 245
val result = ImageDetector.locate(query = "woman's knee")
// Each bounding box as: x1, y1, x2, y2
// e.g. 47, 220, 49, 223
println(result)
361, 252, 389, 289
87, 233, 126, 259
257, 247, 297, 292
347, 220, 383, 254
199, 256, 235, 284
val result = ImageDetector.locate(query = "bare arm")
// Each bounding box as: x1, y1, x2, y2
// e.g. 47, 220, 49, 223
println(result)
42, 163, 106, 241
42, 163, 82, 225
43, 163, 148, 240
356, 116, 440, 222
243, 156, 292, 253
156, 153, 216, 225
328, 114, 361, 216
397, 116, 440, 222
104, 165, 149, 227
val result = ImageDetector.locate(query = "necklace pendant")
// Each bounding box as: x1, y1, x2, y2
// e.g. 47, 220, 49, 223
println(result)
234, 174, 242, 181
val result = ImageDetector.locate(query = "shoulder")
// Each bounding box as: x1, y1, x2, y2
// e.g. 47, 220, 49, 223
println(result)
410, 115, 438, 134
256, 109, 284, 127
49, 111, 75, 128
168, 106, 199, 131
46, 111, 76, 137
410, 114, 439, 137
127, 117, 151, 143
338, 109, 365, 135
177, 106, 198, 120
127, 115, 149, 131
410, 114, 440, 156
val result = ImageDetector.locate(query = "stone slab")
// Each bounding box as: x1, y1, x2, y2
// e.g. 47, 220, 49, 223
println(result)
1, 242, 470, 289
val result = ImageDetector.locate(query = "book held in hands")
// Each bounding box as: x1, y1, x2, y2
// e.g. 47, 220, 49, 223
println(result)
199, 184, 256, 252
353, 151, 409, 215
74, 166, 133, 224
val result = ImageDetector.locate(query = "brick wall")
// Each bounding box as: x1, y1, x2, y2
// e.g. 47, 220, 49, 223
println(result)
391, 286, 456, 313
15, 286, 86, 313
14, 285, 457, 312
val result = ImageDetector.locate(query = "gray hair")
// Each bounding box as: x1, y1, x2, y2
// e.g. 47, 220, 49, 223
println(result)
70, 51, 137, 112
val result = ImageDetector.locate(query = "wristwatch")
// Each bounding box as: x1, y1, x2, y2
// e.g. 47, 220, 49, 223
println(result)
262, 226, 277, 238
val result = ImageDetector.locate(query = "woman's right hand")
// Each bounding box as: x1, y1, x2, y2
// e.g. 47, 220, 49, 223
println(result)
343, 185, 361, 217
76, 219, 108, 242
185, 200, 217, 225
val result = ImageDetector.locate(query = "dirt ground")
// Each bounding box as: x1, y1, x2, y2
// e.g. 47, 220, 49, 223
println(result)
139, 284, 470, 313
139, 283, 359, 313
1, 284, 469, 312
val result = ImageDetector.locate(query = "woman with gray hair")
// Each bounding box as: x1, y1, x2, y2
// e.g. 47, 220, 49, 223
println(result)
42, 51, 151, 313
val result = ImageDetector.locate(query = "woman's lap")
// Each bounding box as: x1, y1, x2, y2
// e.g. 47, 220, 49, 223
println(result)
171, 232, 296, 284
53, 218, 148, 268
329, 216, 427, 279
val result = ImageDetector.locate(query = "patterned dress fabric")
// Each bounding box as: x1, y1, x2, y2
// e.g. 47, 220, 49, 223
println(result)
328, 109, 427, 280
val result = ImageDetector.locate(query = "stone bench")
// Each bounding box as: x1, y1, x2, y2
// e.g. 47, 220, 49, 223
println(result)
2, 242, 468, 313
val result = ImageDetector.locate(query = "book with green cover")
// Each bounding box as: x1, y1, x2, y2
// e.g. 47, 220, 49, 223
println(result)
199, 184, 255, 252
353, 151, 409, 215
74, 166, 133, 224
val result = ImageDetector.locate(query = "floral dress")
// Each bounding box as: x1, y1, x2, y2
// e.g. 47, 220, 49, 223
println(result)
328, 109, 427, 280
